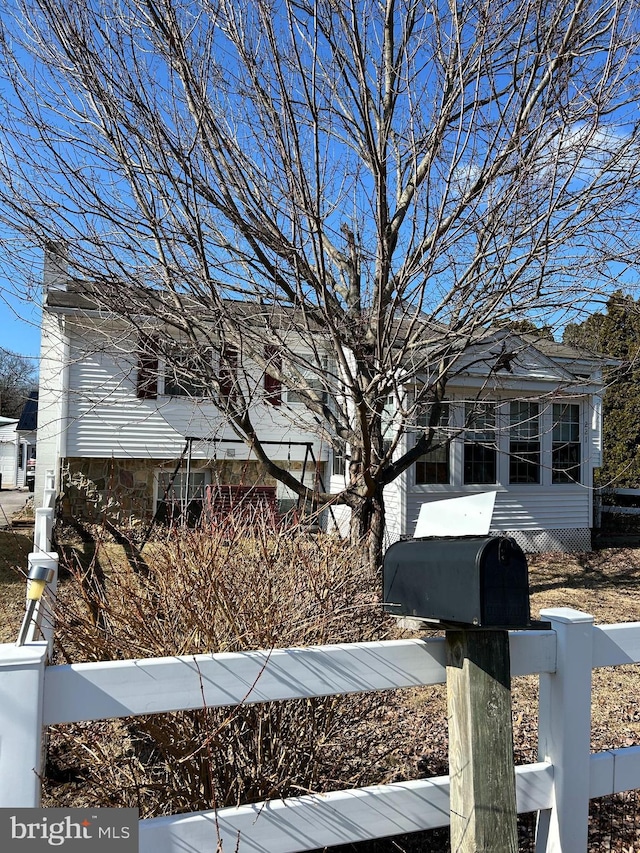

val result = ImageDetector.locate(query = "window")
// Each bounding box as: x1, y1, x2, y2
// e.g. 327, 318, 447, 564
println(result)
381, 395, 396, 460
156, 470, 208, 525
552, 403, 581, 483
163, 348, 212, 398
463, 402, 496, 485
136, 337, 159, 400
509, 401, 540, 484
286, 358, 328, 404
416, 403, 450, 485
332, 439, 347, 476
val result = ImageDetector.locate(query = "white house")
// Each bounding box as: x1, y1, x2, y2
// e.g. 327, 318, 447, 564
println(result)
0, 416, 19, 489
34, 255, 332, 525
331, 333, 606, 553
0, 391, 38, 490
34, 250, 607, 551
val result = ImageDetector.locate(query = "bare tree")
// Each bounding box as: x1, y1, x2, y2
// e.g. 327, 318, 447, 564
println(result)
0, 347, 36, 419
1, 0, 640, 564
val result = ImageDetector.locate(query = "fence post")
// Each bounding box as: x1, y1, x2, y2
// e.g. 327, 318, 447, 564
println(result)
34, 508, 55, 554
0, 642, 48, 807
446, 629, 518, 852
535, 607, 594, 853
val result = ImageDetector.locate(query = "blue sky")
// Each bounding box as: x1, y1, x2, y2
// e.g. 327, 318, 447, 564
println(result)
0, 287, 41, 361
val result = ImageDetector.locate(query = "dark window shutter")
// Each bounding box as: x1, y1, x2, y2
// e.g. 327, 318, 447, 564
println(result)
137, 339, 159, 399
220, 345, 238, 397
264, 346, 282, 405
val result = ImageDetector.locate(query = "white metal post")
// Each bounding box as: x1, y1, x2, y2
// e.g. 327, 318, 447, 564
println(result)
535, 607, 594, 853
0, 642, 48, 807
42, 487, 57, 511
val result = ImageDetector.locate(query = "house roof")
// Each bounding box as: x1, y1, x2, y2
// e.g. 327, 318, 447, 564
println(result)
17, 391, 38, 432
45, 278, 607, 387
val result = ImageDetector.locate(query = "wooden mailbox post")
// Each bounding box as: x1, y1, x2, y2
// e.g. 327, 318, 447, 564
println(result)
446, 629, 517, 852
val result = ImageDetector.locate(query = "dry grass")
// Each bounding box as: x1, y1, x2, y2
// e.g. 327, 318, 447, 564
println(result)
0, 528, 35, 644
530, 548, 640, 755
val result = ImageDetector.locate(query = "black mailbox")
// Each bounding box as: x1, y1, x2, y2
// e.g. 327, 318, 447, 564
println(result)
383, 536, 531, 629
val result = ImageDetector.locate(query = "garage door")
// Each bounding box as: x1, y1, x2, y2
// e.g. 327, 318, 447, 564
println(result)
0, 442, 16, 488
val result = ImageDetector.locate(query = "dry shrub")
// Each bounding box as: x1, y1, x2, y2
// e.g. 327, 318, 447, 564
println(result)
44, 514, 389, 815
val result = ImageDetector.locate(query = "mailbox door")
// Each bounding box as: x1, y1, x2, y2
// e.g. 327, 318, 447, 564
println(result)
478, 537, 530, 628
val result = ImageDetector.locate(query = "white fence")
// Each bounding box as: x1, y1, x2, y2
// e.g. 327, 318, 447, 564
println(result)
597, 487, 640, 519
2, 479, 640, 852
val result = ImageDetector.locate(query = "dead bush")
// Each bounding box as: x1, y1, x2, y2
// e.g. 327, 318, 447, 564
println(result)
44, 513, 390, 815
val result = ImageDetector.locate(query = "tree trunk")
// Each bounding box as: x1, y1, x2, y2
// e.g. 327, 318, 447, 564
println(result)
349, 485, 386, 572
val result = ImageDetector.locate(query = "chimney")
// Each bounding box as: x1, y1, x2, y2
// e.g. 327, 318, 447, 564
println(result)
43, 240, 68, 291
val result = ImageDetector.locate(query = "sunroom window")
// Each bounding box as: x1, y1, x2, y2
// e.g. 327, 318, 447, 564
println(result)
552, 403, 581, 483
415, 402, 450, 485
463, 402, 497, 485
509, 401, 540, 484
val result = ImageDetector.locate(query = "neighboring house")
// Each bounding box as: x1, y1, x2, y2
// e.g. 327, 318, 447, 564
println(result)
0, 392, 38, 490
16, 391, 38, 490
35, 249, 608, 551
0, 416, 19, 488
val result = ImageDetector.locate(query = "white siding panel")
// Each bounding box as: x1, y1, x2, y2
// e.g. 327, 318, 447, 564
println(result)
68, 407, 188, 458
405, 488, 590, 537
66, 340, 329, 461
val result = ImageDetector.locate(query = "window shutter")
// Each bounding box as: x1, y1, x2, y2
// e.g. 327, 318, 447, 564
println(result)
220, 345, 238, 397
137, 337, 159, 399
264, 346, 282, 406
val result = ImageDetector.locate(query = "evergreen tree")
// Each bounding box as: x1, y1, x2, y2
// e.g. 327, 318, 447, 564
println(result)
564, 293, 640, 488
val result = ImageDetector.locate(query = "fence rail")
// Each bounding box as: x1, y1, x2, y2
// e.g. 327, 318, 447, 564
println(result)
2, 476, 640, 852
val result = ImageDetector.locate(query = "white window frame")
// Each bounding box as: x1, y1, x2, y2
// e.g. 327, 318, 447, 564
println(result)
551, 401, 582, 485
509, 401, 541, 485
154, 468, 211, 516
159, 346, 214, 399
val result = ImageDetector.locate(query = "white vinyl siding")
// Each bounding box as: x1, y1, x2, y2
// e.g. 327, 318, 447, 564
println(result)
64, 339, 329, 462
406, 488, 591, 536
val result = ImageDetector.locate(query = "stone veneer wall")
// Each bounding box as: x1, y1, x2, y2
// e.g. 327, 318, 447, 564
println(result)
60, 457, 316, 524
